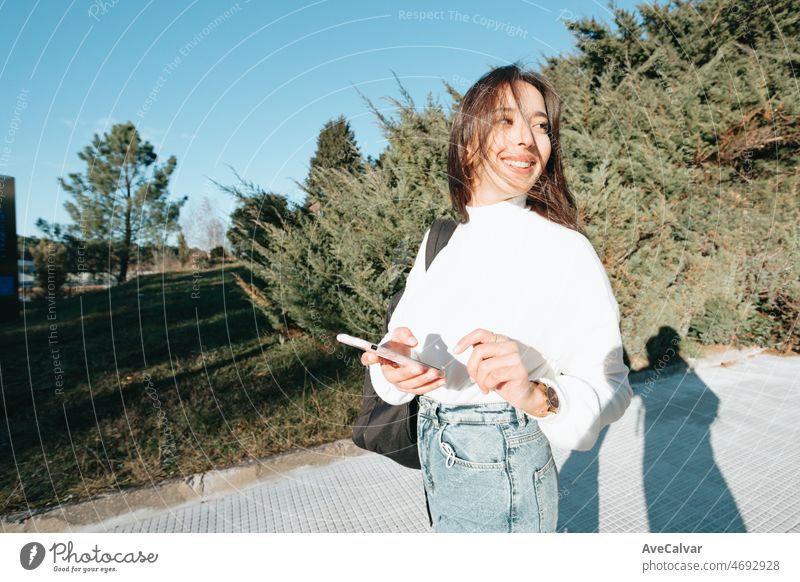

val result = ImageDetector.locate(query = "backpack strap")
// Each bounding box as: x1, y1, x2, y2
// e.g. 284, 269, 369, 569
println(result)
425, 218, 458, 271
381, 217, 458, 335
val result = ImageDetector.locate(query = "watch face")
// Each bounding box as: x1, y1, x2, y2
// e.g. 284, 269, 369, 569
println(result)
545, 386, 559, 409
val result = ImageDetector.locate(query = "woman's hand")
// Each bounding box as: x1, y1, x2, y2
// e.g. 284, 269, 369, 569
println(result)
361, 327, 446, 395
453, 328, 545, 413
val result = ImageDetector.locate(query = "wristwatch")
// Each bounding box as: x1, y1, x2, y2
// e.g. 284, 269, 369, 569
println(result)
528, 379, 560, 418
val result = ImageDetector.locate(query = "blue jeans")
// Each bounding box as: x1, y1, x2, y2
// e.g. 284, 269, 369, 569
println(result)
417, 395, 559, 533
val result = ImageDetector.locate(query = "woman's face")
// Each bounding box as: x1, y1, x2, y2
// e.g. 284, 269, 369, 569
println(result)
468, 81, 552, 205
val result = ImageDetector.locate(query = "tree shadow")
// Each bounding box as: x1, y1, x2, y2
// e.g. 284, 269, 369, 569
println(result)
556, 326, 746, 532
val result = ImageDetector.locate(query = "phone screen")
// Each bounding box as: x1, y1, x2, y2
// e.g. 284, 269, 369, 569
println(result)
336, 333, 444, 376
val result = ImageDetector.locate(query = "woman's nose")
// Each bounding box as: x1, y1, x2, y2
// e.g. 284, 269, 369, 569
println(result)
513, 120, 534, 147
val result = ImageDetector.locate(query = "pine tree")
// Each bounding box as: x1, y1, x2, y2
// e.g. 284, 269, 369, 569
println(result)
218, 173, 305, 332
301, 115, 365, 211
58, 121, 187, 283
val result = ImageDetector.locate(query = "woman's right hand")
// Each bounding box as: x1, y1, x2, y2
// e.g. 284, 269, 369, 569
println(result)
361, 327, 446, 395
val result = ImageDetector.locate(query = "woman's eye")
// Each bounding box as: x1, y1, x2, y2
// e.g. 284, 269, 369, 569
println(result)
497, 117, 549, 132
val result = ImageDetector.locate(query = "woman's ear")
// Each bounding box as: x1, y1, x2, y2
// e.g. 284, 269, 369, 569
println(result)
464, 137, 483, 179
463, 139, 474, 166
465, 149, 474, 176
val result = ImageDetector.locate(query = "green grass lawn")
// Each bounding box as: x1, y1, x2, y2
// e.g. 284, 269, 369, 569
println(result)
0, 265, 364, 515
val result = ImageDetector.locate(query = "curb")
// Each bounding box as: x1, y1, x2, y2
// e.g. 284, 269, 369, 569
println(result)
687, 346, 767, 369
1, 438, 369, 533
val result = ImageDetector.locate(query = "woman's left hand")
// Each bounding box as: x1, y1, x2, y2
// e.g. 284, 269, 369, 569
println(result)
453, 328, 542, 412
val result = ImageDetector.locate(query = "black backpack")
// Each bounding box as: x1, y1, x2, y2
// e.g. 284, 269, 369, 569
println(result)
352, 217, 458, 468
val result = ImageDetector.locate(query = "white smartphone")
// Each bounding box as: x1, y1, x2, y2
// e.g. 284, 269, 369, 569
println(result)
336, 333, 445, 377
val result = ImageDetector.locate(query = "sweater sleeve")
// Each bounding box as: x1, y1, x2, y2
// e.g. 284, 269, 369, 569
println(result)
368, 227, 431, 406
530, 232, 633, 452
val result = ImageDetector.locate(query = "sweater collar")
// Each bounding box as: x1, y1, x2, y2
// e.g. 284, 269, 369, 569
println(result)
465, 193, 529, 222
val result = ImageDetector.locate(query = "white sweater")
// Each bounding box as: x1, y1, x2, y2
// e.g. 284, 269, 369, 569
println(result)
368, 192, 633, 452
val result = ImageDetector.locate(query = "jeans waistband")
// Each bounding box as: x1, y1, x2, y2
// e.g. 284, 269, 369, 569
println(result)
418, 395, 533, 428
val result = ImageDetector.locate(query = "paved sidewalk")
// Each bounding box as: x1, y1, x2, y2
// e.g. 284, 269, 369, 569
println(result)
6, 349, 800, 533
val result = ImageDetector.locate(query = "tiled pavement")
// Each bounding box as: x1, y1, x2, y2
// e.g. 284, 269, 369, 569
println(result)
78, 352, 799, 533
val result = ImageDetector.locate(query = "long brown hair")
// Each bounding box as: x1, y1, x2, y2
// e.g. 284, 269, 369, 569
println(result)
447, 61, 578, 231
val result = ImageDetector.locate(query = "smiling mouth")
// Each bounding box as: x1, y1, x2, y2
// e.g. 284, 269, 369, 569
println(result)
502, 159, 533, 169
499, 157, 538, 175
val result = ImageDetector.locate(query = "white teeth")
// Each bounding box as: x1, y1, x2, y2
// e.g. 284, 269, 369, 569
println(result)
503, 159, 531, 168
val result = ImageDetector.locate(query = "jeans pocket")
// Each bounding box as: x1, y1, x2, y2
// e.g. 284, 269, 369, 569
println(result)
436, 422, 507, 470
505, 423, 545, 448
534, 454, 559, 533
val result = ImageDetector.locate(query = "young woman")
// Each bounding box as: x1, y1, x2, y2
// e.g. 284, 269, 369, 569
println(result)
361, 62, 632, 533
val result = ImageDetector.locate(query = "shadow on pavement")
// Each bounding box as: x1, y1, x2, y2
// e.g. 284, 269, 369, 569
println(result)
557, 326, 746, 533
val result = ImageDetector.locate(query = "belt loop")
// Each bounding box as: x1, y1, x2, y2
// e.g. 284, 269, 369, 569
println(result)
429, 399, 440, 429
515, 407, 527, 428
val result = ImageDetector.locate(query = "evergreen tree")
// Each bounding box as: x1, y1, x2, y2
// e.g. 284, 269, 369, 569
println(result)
177, 232, 190, 266
546, 0, 799, 354
301, 115, 365, 210
230, 76, 454, 339
221, 0, 799, 354
58, 121, 187, 283
222, 173, 300, 260
218, 173, 305, 332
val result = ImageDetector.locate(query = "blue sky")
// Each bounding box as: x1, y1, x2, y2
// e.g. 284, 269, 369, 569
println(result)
0, 0, 649, 247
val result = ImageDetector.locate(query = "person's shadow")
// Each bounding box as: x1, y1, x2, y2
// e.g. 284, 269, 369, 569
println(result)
556, 326, 746, 532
